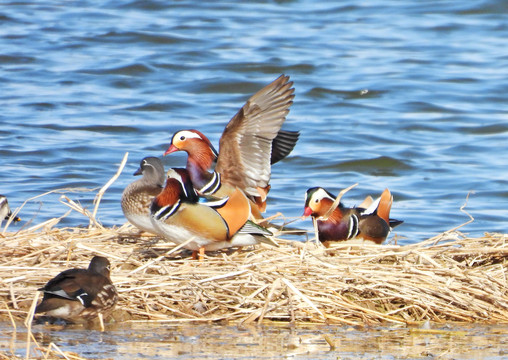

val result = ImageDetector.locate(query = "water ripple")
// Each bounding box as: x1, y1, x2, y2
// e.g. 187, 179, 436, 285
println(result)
1, 0, 507, 243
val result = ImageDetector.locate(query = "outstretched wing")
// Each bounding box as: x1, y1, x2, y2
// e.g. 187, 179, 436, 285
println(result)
216, 75, 295, 197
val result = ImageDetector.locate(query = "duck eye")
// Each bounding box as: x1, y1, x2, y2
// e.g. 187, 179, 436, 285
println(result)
315, 199, 319, 203
179, 135, 185, 141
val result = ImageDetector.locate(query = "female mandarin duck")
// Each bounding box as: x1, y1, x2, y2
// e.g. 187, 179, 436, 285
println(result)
164, 75, 298, 218
35, 256, 118, 330
0, 195, 20, 226
121, 157, 165, 234
150, 168, 275, 259
303, 187, 403, 246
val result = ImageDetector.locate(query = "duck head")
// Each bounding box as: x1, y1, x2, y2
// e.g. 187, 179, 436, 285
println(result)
303, 187, 343, 219
134, 156, 165, 186
165, 130, 218, 171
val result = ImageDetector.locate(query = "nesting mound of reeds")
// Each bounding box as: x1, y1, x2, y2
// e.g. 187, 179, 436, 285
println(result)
1, 155, 506, 326
1, 221, 507, 326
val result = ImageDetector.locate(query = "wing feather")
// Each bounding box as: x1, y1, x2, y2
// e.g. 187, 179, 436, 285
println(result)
216, 75, 294, 197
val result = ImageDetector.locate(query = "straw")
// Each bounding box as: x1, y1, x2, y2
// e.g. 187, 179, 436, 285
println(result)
0, 163, 506, 327
1, 223, 506, 326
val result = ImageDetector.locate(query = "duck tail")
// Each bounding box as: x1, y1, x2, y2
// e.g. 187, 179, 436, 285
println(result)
376, 188, 393, 224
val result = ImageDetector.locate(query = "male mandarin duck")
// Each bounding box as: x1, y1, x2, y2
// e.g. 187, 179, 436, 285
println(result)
150, 168, 275, 259
35, 256, 118, 330
303, 187, 403, 245
164, 74, 298, 218
0, 195, 20, 226
121, 157, 165, 234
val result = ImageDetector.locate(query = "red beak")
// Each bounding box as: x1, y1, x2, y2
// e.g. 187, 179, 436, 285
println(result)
164, 144, 179, 156
303, 207, 313, 218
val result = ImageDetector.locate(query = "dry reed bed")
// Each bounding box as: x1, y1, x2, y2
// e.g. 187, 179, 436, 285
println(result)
1, 223, 507, 326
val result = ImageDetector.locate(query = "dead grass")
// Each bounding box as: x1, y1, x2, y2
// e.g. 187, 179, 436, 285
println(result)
1, 219, 507, 326
1, 153, 507, 358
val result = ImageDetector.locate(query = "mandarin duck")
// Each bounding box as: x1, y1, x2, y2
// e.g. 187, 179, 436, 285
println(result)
164, 74, 298, 219
150, 168, 275, 259
35, 256, 118, 330
303, 187, 403, 245
121, 157, 165, 234
0, 195, 20, 226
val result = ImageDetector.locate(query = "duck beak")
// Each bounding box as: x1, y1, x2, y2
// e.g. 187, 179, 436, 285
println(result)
164, 144, 179, 156
5, 212, 20, 222
303, 207, 313, 218
133, 167, 143, 176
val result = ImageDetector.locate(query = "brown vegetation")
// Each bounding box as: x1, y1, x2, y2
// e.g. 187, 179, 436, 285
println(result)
2, 221, 507, 327
1, 155, 506, 358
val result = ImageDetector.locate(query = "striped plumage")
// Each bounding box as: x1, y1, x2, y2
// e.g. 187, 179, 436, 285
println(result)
164, 75, 298, 218
150, 168, 275, 257
304, 187, 403, 245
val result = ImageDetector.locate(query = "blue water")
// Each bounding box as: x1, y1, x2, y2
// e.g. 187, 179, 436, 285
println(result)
1, 0, 507, 243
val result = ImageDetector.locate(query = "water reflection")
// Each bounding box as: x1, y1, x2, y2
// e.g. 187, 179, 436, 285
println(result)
2, 322, 507, 359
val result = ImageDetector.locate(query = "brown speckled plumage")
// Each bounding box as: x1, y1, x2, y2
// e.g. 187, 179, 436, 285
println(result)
121, 157, 165, 234
35, 256, 118, 323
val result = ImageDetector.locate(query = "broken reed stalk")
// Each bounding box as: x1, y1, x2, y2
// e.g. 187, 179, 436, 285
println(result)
23, 291, 38, 360
321, 183, 358, 220
90, 151, 129, 229
310, 182, 358, 245
1, 187, 98, 235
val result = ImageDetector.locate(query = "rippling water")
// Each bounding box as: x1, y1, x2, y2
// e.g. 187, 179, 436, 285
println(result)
2, 1, 508, 243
